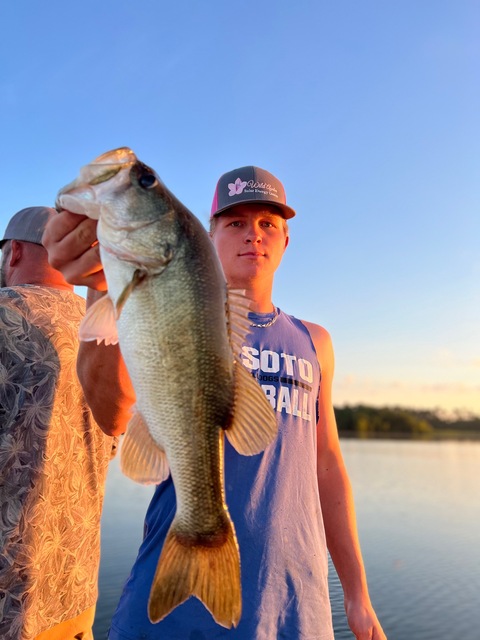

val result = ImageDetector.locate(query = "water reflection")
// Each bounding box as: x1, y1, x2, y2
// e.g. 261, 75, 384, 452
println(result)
334, 439, 480, 639
93, 440, 480, 640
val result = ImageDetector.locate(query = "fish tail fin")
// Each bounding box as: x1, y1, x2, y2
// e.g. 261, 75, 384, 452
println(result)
148, 521, 241, 628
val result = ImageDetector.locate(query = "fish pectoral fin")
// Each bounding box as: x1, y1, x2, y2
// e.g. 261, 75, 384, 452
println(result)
148, 521, 241, 628
79, 294, 119, 345
120, 409, 170, 485
115, 269, 148, 318
225, 357, 278, 455
226, 288, 252, 354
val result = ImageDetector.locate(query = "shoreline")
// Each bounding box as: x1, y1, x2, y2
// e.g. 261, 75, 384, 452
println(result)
338, 430, 480, 441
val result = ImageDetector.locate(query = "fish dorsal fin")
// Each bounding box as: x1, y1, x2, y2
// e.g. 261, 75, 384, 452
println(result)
226, 288, 252, 355
225, 357, 278, 455
120, 408, 170, 485
79, 294, 119, 345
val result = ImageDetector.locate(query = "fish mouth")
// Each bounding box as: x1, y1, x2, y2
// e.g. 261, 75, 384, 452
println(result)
83, 147, 138, 188
93, 147, 137, 167
55, 147, 137, 219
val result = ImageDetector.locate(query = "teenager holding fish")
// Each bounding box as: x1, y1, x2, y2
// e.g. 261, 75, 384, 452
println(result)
43, 154, 386, 640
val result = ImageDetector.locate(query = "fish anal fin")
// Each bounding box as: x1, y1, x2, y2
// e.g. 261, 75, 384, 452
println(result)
148, 521, 241, 628
120, 409, 170, 485
79, 294, 119, 345
226, 358, 278, 455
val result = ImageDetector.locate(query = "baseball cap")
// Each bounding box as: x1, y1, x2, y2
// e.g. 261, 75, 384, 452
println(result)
210, 166, 296, 220
0, 206, 55, 248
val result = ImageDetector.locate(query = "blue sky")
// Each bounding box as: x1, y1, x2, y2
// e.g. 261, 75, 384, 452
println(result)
1, 1, 479, 414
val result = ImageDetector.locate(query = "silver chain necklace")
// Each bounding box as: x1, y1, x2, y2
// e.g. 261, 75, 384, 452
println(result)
250, 307, 279, 328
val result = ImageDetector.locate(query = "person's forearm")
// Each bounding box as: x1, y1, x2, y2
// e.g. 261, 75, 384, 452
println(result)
320, 461, 388, 637
318, 459, 370, 603
77, 289, 136, 436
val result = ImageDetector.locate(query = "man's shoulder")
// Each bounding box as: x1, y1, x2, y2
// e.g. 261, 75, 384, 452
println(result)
295, 319, 335, 375
1, 286, 85, 347
0, 286, 22, 301
1, 284, 85, 313
297, 318, 332, 344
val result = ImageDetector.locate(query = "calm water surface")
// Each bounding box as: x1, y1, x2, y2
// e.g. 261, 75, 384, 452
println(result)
93, 439, 480, 639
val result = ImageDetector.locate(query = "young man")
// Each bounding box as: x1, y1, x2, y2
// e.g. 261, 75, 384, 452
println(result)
0, 207, 116, 640
43, 167, 386, 639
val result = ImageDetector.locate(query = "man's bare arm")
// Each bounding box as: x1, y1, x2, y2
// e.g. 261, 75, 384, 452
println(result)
76, 290, 136, 436
43, 213, 136, 436
303, 321, 386, 640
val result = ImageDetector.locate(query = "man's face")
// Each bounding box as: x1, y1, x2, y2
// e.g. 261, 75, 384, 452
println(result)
210, 204, 289, 288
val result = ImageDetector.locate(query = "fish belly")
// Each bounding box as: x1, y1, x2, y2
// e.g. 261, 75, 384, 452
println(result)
106, 254, 242, 627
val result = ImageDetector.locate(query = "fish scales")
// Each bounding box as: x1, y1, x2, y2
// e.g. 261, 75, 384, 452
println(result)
56, 147, 278, 628
111, 209, 234, 531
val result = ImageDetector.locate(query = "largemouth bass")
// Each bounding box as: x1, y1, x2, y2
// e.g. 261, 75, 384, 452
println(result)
56, 147, 277, 628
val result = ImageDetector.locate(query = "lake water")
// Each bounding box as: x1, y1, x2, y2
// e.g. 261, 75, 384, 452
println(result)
92, 439, 480, 639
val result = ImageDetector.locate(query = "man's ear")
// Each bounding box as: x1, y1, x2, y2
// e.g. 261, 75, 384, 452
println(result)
284, 235, 290, 250
9, 240, 22, 266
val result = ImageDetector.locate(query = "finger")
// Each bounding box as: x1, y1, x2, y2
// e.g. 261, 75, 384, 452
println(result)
61, 244, 108, 291
374, 627, 387, 640
74, 271, 108, 291
43, 211, 99, 267
354, 627, 373, 640
43, 210, 89, 244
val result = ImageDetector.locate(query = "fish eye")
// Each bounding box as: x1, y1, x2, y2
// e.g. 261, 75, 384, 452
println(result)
138, 171, 158, 189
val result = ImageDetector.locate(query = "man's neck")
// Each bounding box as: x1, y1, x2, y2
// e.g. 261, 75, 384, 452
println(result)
240, 282, 275, 313
6, 267, 74, 292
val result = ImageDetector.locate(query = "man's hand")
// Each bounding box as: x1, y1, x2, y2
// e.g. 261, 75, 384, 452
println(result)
346, 597, 387, 639
42, 210, 107, 290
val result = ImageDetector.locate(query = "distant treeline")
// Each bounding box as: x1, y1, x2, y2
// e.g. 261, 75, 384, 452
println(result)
334, 405, 480, 438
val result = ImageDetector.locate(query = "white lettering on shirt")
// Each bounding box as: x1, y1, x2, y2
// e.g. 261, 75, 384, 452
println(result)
241, 346, 315, 422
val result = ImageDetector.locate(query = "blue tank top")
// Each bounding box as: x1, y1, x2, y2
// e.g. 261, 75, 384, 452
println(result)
109, 310, 334, 640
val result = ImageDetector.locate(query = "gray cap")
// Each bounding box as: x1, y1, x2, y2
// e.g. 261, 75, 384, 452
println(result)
0, 206, 55, 248
210, 166, 296, 219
